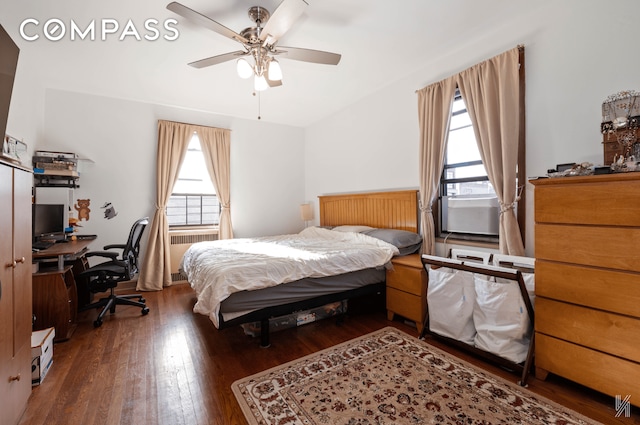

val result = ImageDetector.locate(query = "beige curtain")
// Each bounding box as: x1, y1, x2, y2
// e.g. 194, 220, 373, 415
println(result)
137, 120, 192, 291
417, 77, 457, 255
197, 125, 233, 240
457, 47, 525, 255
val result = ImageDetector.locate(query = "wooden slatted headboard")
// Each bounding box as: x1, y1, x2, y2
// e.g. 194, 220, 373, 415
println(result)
318, 190, 419, 232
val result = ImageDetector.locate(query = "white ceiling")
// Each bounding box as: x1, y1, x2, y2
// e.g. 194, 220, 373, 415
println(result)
1, 0, 551, 127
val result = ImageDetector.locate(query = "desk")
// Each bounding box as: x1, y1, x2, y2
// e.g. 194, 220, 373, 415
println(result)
32, 239, 94, 341
33, 239, 93, 270
32, 266, 77, 341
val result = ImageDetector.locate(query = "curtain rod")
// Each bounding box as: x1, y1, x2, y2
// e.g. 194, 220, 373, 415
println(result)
157, 119, 232, 132
414, 45, 524, 94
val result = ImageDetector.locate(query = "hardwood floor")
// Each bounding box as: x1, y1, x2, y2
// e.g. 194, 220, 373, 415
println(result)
19, 283, 639, 425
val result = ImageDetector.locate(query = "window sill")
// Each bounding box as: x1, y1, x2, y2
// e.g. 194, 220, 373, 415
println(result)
435, 235, 498, 250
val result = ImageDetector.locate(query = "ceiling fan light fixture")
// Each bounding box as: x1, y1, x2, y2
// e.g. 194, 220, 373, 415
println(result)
254, 74, 269, 91
236, 58, 253, 79
268, 58, 283, 81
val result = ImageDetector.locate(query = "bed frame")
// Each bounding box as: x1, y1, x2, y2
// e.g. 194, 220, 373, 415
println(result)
218, 189, 419, 347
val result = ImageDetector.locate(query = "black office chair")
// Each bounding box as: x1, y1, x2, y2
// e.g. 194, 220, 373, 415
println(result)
79, 217, 150, 327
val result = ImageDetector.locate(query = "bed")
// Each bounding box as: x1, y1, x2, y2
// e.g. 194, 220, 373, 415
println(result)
181, 189, 420, 346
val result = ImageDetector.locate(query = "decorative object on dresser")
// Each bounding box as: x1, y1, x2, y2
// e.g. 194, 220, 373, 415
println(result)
601, 90, 640, 166
386, 254, 427, 332
232, 327, 603, 425
530, 173, 640, 406
0, 159, 33, 425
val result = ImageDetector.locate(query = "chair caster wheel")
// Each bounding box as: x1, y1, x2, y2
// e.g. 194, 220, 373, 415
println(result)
93, 320, 103, 328
139, 298, 146, 304
141, 307, 150, 315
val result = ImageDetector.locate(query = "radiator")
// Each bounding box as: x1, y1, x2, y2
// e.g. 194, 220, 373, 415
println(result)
169, 228, 218, 283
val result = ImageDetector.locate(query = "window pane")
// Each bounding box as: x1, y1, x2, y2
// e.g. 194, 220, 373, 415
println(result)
167, 194, 219, 226
447, 126, 480, 164
445, 163, 488, 180
440, 91, 500, 238
172, 133, 215, 195
450, 111, 472, 131
445, 180, 495, 197
451, 97, 465, 114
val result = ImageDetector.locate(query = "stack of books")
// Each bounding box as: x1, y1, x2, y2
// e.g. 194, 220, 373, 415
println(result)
33, 151, 78, 177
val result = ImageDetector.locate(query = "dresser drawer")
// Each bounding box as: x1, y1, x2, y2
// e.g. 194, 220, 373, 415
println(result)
387, 264, 425, 296
536, 333, 640, 403
387, 287, 423, 323
536, 224, 640, 272
534, 176, 640, 226
536, 261, 640, 317
536, 298, 640, 363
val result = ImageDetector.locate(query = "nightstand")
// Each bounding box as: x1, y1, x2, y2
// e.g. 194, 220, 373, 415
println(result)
386, 254, 427, 332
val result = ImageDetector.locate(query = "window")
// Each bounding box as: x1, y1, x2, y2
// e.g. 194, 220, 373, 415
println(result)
167, 133, 220, 226
438, 90, 499, 240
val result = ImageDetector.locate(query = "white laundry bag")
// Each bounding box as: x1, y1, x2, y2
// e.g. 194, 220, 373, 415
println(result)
427, 266, 476, 345
472, 274, 532, 363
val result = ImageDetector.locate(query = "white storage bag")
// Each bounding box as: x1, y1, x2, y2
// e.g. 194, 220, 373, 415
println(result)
472, 274, 531, 364
427, 266, 476, 345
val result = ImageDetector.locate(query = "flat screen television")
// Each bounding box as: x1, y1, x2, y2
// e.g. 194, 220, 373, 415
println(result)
32, 204, 65, 241
0, 23, 19, 142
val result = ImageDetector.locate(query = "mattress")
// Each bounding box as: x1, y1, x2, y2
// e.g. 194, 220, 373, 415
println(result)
181, 226, 398, 328
220, 267, 385, 321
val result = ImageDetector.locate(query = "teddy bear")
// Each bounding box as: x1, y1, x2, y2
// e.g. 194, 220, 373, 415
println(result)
74, 199, 91, 221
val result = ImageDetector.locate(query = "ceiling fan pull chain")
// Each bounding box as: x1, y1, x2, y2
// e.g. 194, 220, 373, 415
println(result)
257, 90, 261, 120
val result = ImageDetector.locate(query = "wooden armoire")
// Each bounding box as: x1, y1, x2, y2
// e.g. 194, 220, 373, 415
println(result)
0, 158, 33, 425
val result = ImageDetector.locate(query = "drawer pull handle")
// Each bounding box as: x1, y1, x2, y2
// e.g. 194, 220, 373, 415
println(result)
8, 374, 20, 382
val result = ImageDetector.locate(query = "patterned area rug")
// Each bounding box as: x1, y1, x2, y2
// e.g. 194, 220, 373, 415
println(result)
232, 327, 603, 425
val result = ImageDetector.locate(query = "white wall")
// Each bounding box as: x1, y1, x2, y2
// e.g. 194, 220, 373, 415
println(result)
8, 1, 640, 259
305, 1, 640, 256
32, 89, 305, 257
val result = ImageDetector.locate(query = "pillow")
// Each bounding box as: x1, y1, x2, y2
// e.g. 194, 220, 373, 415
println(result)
331, 225, 375, 233
363, 228, 422, 255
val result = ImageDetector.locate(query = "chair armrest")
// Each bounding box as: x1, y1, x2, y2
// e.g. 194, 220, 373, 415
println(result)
102, 244, 126, 251
85, 251, 119, 261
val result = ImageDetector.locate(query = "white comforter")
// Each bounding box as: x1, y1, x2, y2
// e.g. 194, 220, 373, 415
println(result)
180, 226, 399, 327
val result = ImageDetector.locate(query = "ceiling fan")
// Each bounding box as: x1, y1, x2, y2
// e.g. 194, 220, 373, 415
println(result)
167, 0, 342, 91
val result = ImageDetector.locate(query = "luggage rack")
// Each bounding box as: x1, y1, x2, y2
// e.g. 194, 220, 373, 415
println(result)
419, 254, 535, 386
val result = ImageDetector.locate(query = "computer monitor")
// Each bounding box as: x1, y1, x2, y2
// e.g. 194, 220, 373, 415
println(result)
32, 204, 65, 241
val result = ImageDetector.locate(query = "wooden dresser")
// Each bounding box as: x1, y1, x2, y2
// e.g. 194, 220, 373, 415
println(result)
386, 254, 427, 333
530, 173, 640, 405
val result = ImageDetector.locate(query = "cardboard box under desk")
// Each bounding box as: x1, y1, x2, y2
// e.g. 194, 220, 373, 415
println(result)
31, 327, 55, 386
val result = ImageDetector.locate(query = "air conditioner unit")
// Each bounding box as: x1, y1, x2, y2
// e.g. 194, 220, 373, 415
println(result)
169, 228, 218, 283
445, 196, 499, 235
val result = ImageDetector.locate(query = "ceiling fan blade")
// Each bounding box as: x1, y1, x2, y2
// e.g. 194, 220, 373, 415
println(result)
188, 51, 248, 69
167, 2, 249, 44
276, 46, 341, 65
259, 0, 307, 44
